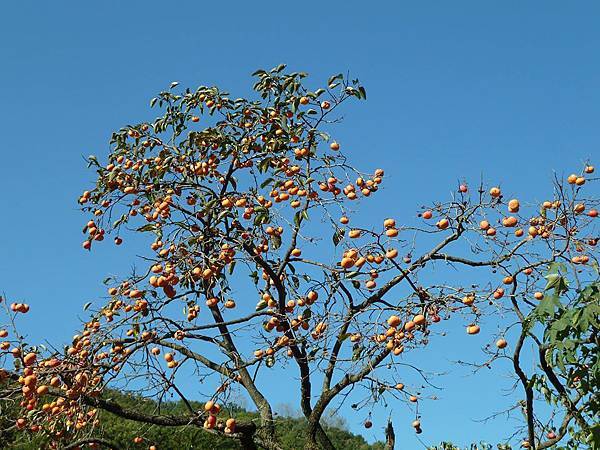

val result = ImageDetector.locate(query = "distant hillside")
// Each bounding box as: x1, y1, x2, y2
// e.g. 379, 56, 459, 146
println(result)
1, 388, 385, 449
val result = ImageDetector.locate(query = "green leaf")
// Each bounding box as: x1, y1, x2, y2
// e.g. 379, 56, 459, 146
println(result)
327, 73, 344, 87
113, 214, 129, 228
291, 275, 300, 289
137, 224, 157, 232
352, 345, 364, 361
271, 234, 282, 250
544, 273, 569, 295
358, 86, 367, 100
302, 309, 312, 320
255, 300, 268, 311
258, 158, 272, 173
533, 294, 560, 320
547, 262, 567, 275
271, 63, 287, 73
544, 273, 561, 291
260, 177, 274, 189
333, 228, 345, 246
294, 211, 302, 227
249, 271, 259, 285
87, 155, 100, 168
318, 132, 330, 141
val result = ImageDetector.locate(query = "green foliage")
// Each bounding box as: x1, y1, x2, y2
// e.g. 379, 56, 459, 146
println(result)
427, 443, 514, 450
528, 279, 600, 449
428, 443, 496, 450
1, 389, 384, 449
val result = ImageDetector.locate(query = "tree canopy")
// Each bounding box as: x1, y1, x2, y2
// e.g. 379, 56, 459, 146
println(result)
0, 65, 598, 450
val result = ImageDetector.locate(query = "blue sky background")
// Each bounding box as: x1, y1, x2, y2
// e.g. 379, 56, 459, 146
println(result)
1, 1, 599, 448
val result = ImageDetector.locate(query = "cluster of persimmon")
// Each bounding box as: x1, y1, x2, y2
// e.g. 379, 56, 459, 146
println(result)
329, 164, 598, 360
321, 165, 597, 434
256, 290, 318, 313
160, 350, 179, 369
202, 400, 236, 434
319, 168, 384, 200
1, 318, 106, 445
252, 291, 321, 356
9, 301, 30, 313
80, 94, 349, 253
372, 313, 432, 356
82, 220, 106, 249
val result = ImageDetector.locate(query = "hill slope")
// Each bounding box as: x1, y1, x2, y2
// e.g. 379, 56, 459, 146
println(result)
1, 389, 385, 449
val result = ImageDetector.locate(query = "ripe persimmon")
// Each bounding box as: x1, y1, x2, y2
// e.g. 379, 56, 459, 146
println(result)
466, 324, 480, 334
348, 229, 361, 238
387, 315, 401, 327
204, 400, 215, 412
462, 295, 475, 306
503, 276, 514, 284
383, 218, 396, 228
436, 218, 449, 229
496, 338, 507, 349
386, 228, 399, 237
508, 199, 520, 212
413, 314, 426, 325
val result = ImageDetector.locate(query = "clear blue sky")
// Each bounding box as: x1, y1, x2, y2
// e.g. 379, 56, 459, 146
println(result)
1, 1, 599, 448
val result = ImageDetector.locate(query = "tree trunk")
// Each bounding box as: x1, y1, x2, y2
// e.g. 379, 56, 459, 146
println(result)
303, 418, 336, 450
239, 434, 259, 450
385, 420, 395, 450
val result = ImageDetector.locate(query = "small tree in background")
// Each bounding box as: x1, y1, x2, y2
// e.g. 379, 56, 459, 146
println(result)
0, 65, 598, 450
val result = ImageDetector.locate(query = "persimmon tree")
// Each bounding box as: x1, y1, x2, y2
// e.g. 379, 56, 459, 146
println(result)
515, 279, 599, 448
0, 65, 598, 450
